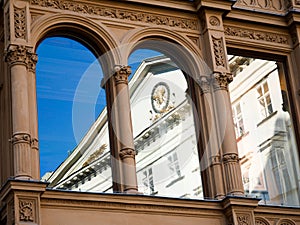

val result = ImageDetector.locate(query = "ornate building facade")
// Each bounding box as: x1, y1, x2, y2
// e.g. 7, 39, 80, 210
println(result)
0, 0, 300, 225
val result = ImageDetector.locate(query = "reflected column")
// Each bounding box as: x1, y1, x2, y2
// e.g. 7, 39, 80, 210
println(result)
5, 45, 33, 179
111, 65, 138, 193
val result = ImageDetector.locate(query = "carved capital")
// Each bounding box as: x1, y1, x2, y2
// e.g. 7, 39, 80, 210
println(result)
113, 65, 131, 85
198, 76, 211, 94
212, 72, 233, 91
9, 132, 31, 145
5, 45, 37, 68
27, 53, 38, 72
31, 138, 39, 150
19, 199, 34, 222
222, 153, 239, 163
211, 154, 221, 165
119, 147, 136, 159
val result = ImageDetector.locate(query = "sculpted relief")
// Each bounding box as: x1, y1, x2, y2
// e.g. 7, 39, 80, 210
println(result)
235, 0, 291, 14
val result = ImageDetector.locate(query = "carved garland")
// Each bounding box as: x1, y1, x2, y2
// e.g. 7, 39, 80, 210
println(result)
224, 26, 289, 45
14, 7, 26, 39
29, 0, 198, 30
212, 36, 226, 68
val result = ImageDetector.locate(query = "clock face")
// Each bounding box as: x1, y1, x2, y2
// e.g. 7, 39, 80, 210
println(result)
151, 82, 170, 113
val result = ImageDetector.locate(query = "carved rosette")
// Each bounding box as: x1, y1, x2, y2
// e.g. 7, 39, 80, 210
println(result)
10, 133, 31, 145
119, 148, 136, 159
113, 65, 131, 85
19, 199, 34, 222
212, 36, 226, 68
212, 72, 233, 91
209, 16, 220, 27
14, 7, 26, 39
5, 45, 37, 69
198, 76, 211, 94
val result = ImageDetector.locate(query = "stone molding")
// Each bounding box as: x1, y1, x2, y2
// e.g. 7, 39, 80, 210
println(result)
29, 0, 198, 31
119, 148, 136, 159
255, 217, 270, 225
5, 45, 38, 71
234, 0, 291, 15
276, 219, 296, 225
224, 26, 289, 45
113, 65, 131, 85
212, 72, 233, 91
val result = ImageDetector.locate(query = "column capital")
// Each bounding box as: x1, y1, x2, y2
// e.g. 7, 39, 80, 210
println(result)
212, 72, 233, 91
9, 132, 31, 145
5, 45, 37, 70
198, 75, 211, 94
119, 147, 136, 159
222, 153, 239, 163
113, 65, 131, 85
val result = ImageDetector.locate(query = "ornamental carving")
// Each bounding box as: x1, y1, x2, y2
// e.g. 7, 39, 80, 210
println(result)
119, 148, 136, 159
9, 133, 31, 144
198, 76, 211, 94
212, 72, 233, 90
223, 153, 239, 162
29, 0, 198, 30
82, 144, 107, 167
237, 214, 250, 225
113, 65, 131, 85
14, 7, 26, 39
255, 217, 270, 225
224, 26, 289, 45
209, 16, 220, 27
277, 219, 296, 225
211, 154, 221, 165
212, 36, 226, 68
19, 200, 34, 222
5, 9, 10, 42
234, 0, 291, 14
5, 45, 38, 69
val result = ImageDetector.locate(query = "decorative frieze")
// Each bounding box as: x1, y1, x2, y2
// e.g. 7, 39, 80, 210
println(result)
113, 65, 131, 85
234, 0, 291, 15
14, 7, 26, 39
119, 148, 136, 159
29, 0, 198, 30
19, 199, 34, 222
212, 36, 226, 68
224, 26, 289, 45
212, 72, 233, 91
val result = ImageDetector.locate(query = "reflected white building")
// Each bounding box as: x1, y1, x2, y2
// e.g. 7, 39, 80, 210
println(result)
46, 56, 300, 205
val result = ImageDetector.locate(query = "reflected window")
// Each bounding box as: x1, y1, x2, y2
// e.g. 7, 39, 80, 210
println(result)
229, 56, 300, 206
257, 81, 273, 119
232, 102, 245, 138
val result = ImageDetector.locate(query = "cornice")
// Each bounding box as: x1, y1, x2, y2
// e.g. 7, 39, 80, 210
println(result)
29, 0, 199, 31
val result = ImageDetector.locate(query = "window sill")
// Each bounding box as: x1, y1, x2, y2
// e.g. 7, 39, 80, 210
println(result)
165, 175, 185, 188
257, 111, 277, 127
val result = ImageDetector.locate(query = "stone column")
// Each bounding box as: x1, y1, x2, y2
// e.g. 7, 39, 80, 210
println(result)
5, 45, 34, 180
111, 65, 138, 193
200, 9, 244, 196
212, 72, 244, 196
27, 53, 40, 180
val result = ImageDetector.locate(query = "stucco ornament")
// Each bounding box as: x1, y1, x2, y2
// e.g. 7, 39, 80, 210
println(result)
151, 82, 170, 113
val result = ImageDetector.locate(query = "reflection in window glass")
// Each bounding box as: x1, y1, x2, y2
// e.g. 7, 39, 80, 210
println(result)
229, 56, 300, 206
131, 55, 202, 199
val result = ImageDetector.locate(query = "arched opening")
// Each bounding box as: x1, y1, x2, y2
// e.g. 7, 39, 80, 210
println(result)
36, 36, 110, 192
126, 39, 205, 198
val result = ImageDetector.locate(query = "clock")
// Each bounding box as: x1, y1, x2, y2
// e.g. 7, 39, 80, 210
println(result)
151, 82, 170, 113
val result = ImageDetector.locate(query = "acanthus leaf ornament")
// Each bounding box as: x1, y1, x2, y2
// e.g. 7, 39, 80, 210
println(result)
113, 65, 131, 85
212, 72, 233, 91
212, 36, 226, 68
19, 200, 34, 222
5, 45, 38, 70
14, 7, 26, 39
